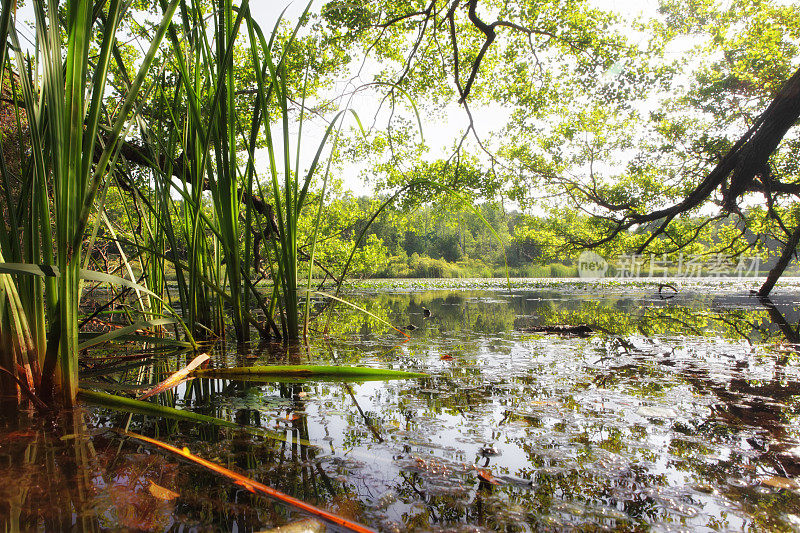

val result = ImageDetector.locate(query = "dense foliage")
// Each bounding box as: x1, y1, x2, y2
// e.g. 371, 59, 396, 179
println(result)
306, 0, 800, 286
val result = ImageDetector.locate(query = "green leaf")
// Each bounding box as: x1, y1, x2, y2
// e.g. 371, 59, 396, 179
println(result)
193, 365, 428, 381
78, 268, 159, 298
0, 263, 60, 277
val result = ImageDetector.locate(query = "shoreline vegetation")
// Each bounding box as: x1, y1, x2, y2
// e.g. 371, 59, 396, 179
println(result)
111, 256, 790, 283
82, 191, 800, 284
334, 276, 800, 294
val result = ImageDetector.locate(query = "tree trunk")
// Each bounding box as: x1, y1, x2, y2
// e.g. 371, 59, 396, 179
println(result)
758, 223, 800, 297
725, 66, 800, 209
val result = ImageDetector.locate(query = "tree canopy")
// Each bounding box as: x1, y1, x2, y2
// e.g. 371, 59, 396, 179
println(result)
288, 0, 800, 293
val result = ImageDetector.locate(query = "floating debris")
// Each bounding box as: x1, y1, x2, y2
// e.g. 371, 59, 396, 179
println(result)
520, 324, 595, 337
480, 445, 501, 457
658, 283, 678, 299
760, 476, 800, 490
148, 480, 179, 501
477, 469, 500, 485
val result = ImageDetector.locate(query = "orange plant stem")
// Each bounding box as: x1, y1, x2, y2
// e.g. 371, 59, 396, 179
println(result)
123, 431, 375, 533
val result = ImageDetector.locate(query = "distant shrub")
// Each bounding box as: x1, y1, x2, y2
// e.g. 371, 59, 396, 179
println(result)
550, 263, 576, 277
374, 254, 411, 278
518, 264, 551, 277
371, 255, 578, 279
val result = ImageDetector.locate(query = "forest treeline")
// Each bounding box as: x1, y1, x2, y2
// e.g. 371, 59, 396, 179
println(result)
97, 189, 786, 280
299, 195, 789, 279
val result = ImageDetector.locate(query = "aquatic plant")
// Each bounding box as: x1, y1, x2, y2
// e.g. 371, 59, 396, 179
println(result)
0, 0, 184, 405
0, 0, 394, 409
118, 0, 361, 343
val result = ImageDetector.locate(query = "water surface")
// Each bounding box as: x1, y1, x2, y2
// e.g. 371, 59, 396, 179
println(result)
3, 280, 800, 531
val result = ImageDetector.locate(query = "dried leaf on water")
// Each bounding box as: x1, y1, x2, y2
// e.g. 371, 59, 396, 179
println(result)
477, 469, 500, 485
138, 353, 210, 400
148, 480, 179, 500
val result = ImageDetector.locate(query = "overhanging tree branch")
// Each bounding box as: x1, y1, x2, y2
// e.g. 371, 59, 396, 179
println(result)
581, 65, 800, 295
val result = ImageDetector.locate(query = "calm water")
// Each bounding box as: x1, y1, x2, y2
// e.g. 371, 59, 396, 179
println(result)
3, 280, 800, 531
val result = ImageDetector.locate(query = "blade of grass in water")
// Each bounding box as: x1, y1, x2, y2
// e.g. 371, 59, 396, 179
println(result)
78, 389, 304, 444
193, 365, 427, 380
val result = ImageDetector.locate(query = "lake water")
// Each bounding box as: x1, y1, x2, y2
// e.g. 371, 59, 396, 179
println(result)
2, 279, 800, 531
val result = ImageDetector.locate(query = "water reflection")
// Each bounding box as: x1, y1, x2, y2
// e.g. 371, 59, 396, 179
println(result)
3, 286, 800, 531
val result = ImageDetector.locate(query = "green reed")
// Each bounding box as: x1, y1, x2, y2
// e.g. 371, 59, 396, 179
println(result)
0, 0, 375, 413
0, 0, 181, 405
144, 0, 350, 342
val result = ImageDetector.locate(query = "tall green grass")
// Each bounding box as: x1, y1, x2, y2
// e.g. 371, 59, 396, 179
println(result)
0, 0, 182, 405
82, 0, 357, 345
0, 0, 389, 411
138, 0, 352, 342
149, 0, 254, 342
249, 30, 354, 340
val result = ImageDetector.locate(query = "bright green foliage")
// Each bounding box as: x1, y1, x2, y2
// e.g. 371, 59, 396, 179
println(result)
298, 192, 771, 279
311, 0, 800, 283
